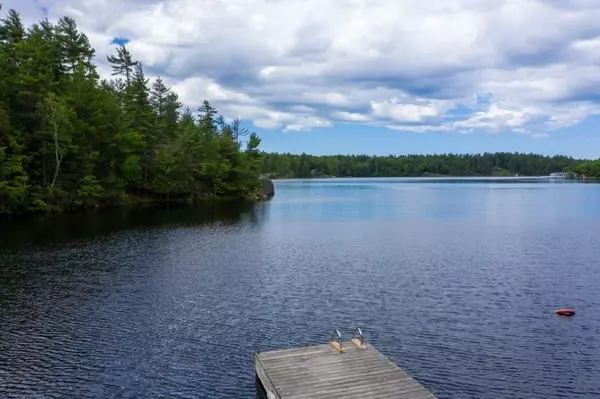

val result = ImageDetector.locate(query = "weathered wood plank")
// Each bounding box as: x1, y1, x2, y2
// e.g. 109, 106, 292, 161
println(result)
269, 361, 409, 380
291, 382, 435, 399
256, 353, 282, 399
258, 345, 330, 360
279, 371, 411, 395
255, 342, 436, 398
266, 356, 396, 376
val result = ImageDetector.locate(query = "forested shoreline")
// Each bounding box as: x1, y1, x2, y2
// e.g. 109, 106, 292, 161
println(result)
0, 6, 263, 216
260, 152, 593, 179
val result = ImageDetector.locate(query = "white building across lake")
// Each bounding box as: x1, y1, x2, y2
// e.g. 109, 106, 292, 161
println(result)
549, 172, 578, 179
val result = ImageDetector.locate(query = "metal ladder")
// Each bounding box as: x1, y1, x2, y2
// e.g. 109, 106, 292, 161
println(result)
329, 327, 367, 352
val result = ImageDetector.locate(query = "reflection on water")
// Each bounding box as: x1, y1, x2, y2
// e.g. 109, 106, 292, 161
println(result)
1, 178, 599, 398
0, 201, 261, 249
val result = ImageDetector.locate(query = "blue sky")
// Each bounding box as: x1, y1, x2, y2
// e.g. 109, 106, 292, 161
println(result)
4, 0, 600, 159
256, 120, 600, 159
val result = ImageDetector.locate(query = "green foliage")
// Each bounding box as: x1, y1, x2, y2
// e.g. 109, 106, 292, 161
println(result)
573, 159, 600, 178
0, 6, 263, 216
121, 154, 142, 184
0, 145, 29, 215
261, 152, 586, 178
74, 174, 104, 207
56, 16, 94, 75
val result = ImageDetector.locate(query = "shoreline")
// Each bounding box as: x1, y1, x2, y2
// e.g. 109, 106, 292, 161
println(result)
0, 193, 270, 220
2, 177, 276, 220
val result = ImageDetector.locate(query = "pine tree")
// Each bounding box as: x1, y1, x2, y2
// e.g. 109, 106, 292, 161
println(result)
126, 63, 156, 190
39, 19, 65, 83
150, 77, 170, 118
225, 117, 249, 141
179, 107, 195, 130
126, 63, 155, 140
0, 8, 25, 47
163, 92, 182, 137
0, 7, 25, 124
198, 100, 218, 134
56, 16, 95, 75
150, 77, 181, 141
106, 44, 138, 84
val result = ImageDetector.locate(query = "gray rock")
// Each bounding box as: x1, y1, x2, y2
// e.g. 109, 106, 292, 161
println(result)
259, 175, 275, 198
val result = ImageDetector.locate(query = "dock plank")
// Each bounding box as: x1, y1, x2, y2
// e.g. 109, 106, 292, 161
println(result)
256, 342, 436, 399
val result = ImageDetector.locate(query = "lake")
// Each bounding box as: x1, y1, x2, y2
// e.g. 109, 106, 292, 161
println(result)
1, 178, 599, 398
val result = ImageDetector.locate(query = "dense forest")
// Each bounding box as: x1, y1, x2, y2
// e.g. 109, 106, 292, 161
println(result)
0, 6, 263, 216
573, 159, 600, 178
260, 152, 588, 178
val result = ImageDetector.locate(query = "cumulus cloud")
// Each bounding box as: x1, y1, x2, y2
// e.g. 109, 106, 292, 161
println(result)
3, 0, 600, 133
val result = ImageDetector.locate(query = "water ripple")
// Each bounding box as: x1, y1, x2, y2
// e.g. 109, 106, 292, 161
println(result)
2, 181, 600, 398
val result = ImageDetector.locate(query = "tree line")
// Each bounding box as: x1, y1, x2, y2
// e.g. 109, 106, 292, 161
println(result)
0, 6, 263, 216
260, 152, 589, 178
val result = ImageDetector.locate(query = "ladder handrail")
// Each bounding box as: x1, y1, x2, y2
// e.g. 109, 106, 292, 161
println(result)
351, 327, 366, 347
329, 329, 343, 352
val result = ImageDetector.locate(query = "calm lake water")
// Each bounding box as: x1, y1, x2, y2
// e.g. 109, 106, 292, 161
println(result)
1, 178, 600, 398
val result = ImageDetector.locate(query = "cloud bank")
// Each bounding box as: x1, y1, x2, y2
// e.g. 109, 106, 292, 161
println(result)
4, 0, 600, 134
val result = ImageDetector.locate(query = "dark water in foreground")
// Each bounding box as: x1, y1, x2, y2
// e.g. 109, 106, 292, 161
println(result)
1, 178, 600, 398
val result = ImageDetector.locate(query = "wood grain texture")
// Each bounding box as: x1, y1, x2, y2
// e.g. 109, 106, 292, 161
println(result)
255, 342, 436, 399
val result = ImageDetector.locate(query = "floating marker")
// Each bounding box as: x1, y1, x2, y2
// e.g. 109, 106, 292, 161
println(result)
554, 308, 576, 316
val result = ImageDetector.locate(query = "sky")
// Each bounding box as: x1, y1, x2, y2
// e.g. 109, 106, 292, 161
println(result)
3, 0, 600, 159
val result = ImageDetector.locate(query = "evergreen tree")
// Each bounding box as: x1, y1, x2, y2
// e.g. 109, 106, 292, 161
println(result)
0, 6, 28, 215
163, 92, 182, 138
198, 100, 218, 134
125, 63, 155, 190
39, 19, 65, 83
150, 77, 181, 141
126, 63, 155, 139
106, 44, 138, 83
150, 77, 170, 118
56, 16, 95, 75
0, 8, 24, 47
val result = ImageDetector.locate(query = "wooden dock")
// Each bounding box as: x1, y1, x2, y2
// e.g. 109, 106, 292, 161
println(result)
255, 329, 437, 399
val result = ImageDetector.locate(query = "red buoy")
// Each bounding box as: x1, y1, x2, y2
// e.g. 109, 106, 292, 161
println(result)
554, 308, 576, 316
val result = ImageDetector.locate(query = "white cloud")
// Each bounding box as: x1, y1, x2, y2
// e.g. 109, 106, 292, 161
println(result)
305, 92, 350, 107
333, 111, 371, 123
449, 103, 543, 132
545, 105, 600, 129
4, 0, 600, 134
171, 77, 255, 105
371, 98, 453, 123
